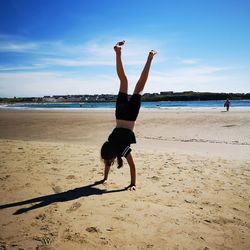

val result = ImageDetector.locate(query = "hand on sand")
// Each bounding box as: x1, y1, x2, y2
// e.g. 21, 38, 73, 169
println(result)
94, 179, 108, 185
126, 184, 136, 191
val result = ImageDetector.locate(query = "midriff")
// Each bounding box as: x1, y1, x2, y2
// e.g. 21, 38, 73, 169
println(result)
116, 119, 135, 131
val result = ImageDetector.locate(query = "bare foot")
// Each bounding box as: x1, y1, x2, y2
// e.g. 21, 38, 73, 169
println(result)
116, 40, 125, 47
148, 50, 157, 59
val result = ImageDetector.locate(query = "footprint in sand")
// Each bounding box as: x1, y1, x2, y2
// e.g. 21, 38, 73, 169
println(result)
52, 186, 63, 194
66, 202, 81, 212
0, 175, 10, 181
106, 227, 114, 232
35, 213, 46, 221
120, 204, 128, 208
64, 231, 87, 244
66, 175, 76, 180
223, 124, 237, 127
147, 176, 160, 181
33, 236, 52, 246
40, 225, 50, 231
86, 226, 101, 233
0, 241, 7, 250
113, 216, 125, 221
184, 199, 197, 204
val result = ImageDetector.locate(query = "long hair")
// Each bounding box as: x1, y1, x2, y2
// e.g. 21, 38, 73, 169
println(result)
117, 156, 123, 169
101, 141, 123, 168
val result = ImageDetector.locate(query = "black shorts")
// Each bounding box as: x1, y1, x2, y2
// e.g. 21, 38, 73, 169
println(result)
115, 92, 141, 121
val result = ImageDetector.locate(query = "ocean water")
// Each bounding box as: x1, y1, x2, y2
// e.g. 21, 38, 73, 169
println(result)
1, 100, 250, 110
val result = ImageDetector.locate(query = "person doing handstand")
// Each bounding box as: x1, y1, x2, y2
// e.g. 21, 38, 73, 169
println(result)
99, 41, 156, 190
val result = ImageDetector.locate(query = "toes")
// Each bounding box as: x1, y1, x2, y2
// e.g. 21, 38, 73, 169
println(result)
116, 40, 125, 46
150, 50, 157, 55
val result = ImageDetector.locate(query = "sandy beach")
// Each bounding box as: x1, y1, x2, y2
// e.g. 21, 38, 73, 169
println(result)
0, 109, 249, 250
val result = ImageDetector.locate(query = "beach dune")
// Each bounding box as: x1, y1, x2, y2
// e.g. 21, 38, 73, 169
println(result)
0, 109, 249, 249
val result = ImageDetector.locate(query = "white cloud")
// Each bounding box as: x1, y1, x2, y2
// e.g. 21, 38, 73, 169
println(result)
0, 64, 45, 71
0, 34, 41, 53
0, 41, 40, 52
42, 57, 146, 67
0, 71, 118, 97
1, 63, 249, 98
42, 58, 113, 66
44, 37, 159, 67
171, 66, 227, 75
176, 57, 200, 65
0, 35, 158, 67
0, 34, 249, 96
146, 65, 250, 93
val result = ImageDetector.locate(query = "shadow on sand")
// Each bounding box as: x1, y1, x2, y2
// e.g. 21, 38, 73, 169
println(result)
0, 182, 127, 215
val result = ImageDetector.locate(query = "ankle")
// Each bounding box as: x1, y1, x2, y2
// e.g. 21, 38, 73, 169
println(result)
114, 46, 122, 55
148, 50, 157, 60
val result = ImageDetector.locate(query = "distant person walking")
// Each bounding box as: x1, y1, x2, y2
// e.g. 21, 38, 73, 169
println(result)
224, 98, 231, 111
98, 41, 156, 190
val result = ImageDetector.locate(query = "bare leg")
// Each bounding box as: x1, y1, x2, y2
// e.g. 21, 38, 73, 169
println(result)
133, 50, 156, 95
114, 45, 128, 93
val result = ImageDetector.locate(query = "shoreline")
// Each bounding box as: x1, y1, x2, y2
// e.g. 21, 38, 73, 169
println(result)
1, 99, 250, 111
1, 106, 250, 111
0, 109, 250, 160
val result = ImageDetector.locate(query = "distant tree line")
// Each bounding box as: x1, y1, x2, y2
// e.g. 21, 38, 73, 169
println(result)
0, 92, 250, 103
141, 92, 250, 102
0, 97, 43, 103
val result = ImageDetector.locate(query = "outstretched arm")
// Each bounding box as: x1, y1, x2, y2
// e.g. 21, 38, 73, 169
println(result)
95, 164, 110, 185
126, 153, 136, 190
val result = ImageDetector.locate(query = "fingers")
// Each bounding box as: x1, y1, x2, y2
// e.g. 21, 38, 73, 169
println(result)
128, 185, 136, 191
125, 184, 136, 191
102, 180, 108, 186
94, 179, 107, 185
95, 180, 136, 190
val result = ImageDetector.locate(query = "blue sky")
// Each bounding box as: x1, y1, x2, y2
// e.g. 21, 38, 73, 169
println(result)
0, 0, 249, 97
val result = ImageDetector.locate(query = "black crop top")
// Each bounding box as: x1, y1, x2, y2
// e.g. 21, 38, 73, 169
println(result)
108, 128, 136, 157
